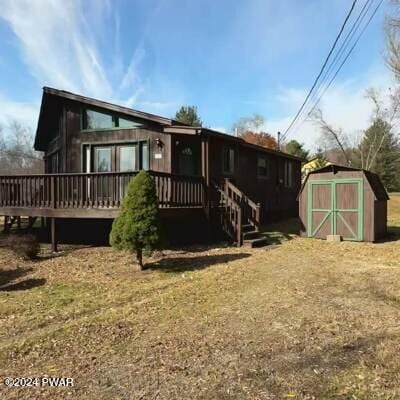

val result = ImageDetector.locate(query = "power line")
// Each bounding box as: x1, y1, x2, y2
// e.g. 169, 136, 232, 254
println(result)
284, 0, 375, 139
292, 0, 385, 135
281, 0, 375, 142
281, 0, 358, 140
313, 0, 374, 99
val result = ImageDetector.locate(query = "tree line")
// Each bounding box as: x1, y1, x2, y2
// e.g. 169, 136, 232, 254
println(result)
175, 2, 400, 192
0, 122, 43, 174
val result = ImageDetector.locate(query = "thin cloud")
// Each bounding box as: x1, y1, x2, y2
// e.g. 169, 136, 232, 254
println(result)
0, 0, 113, 99
0, 0, 186, 127
264, 67, 394, 152
119, 45, 146, 92
0, 95, 39, 127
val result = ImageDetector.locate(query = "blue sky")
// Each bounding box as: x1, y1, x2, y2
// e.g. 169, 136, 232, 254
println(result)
0, 0, 393, 150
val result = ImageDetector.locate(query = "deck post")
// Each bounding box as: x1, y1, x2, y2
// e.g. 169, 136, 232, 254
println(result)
51, 217, 57, 252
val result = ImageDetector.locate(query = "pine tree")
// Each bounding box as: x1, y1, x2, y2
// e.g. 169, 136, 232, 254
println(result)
285, 140, 309, 160
354, 119, 400, 191
110, 171, 160, 269
175, 106, 202, 126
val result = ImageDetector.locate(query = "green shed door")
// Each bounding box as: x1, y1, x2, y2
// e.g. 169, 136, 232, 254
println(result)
307, 179, 363, 241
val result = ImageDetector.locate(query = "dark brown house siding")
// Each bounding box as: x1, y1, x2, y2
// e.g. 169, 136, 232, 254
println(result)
36, 88, 302, 223
207, 135, 301, 220
45, 99, 172, 174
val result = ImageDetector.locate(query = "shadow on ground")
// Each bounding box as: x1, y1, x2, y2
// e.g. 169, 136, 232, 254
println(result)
377, 226, 400, 243
0, 267, 46, 291
260, 218, 300, 245
145, 252, 251, 273
245, 332, 391, 398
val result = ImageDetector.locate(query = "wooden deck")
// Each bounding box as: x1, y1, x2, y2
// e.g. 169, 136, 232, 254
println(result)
0, 172, 264, 249
0, 171, 205, 219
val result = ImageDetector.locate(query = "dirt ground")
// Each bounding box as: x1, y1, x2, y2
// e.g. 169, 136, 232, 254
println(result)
0, 194, 399, 399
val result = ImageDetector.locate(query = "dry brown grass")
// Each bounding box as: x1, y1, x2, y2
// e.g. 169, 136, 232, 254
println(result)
0, 195, 399, 399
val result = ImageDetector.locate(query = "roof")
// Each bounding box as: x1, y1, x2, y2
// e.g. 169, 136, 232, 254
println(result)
298, 163, 389, 201
201, 128, 303, 161
35, 87, 186, 150
302, 158, 332, 171
34, 87, 302, 161
364, 170, 389, 201
42, 87, 183, 126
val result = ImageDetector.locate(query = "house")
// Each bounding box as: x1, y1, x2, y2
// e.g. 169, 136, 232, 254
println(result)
0, 87, 302, 249
301, 157, 331, 181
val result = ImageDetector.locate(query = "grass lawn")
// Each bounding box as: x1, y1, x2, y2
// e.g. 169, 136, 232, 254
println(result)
0, 195, 400, 399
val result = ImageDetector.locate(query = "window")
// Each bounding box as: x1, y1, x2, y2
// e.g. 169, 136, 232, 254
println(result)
118, 117, 142, 129
119, 145, 136, 172
84, 109, 115, 130
141, 142, 149, 170
222, 147, 235, 175
94, 147, 112, 172
257, 156, 269, 178
284, 161, 293, 187
84, 141, 149, 172
82, 108, 143, 130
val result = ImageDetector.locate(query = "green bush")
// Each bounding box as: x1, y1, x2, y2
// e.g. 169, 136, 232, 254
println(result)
110, 171, 161, 269
5, 233, 40, 260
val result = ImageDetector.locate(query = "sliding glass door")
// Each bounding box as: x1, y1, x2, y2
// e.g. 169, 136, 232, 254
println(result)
94, 147, 112, 172
118, 145, 136, 172
83, 142, 149, 202
84, 142, 149, 173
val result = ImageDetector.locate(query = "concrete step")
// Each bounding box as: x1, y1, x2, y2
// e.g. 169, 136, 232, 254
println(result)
243, 236, 268, 248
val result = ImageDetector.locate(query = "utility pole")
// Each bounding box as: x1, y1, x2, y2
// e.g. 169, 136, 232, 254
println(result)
277, 131, 281, 150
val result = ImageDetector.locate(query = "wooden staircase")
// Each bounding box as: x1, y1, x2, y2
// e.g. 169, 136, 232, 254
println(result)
212, 179, 268, 248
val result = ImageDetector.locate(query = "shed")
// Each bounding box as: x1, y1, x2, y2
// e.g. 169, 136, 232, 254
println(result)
298, 164, 389, 242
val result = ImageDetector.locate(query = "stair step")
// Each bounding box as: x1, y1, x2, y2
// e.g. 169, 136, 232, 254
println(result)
242, 230, 260, 240
243, 236, 268, 248
242, 224, 258, 233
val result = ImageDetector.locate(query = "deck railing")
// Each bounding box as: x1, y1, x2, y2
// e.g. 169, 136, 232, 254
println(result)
224, 179, 261, 229
211, 179, 261, 246
0, 171, 205, 210
212, 182, 242, 245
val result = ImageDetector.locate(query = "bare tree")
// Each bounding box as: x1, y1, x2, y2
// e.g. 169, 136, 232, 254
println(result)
0, 121, 43, 174
310, 108, 351, 166
358, 88, 400, 170
232, 113, 265, 135
386, 0, 400, 79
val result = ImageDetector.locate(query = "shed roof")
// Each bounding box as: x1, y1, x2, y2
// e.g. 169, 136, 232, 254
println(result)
298, 164, 389, 201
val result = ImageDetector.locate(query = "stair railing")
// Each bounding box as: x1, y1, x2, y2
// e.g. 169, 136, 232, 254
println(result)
212, 182, 242, 246
224, 179, 261, 230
